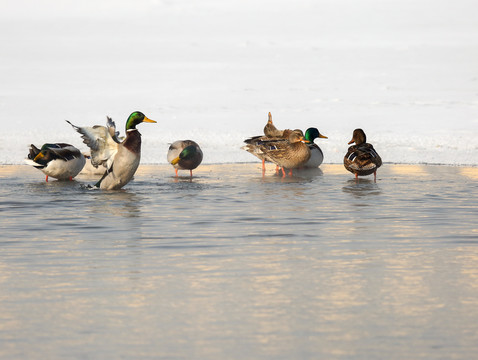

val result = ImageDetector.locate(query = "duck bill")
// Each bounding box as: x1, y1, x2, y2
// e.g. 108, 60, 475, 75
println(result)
143, 116, 157, 123
348, 139, 355, 145
33, 152, 45, 162
171, 157, 180, 165
319, 134, 328, 139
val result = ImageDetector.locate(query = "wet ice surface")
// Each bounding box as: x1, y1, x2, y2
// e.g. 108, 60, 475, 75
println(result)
1, 164, 477, 359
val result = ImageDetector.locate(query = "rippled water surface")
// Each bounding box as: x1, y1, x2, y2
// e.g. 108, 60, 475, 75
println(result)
1, 164, 478, 359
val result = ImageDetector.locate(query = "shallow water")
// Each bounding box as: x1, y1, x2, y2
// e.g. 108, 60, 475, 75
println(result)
1, 164, 478, 359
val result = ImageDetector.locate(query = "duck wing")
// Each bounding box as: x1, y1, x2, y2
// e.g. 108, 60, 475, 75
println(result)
242, 137, 286, 162
48, 143, 82, 161
259, 141, 290, 160
66, 120, 118, 170
106, 116, 122, 144
344, 143, 382, 172
244, 134, 290, 145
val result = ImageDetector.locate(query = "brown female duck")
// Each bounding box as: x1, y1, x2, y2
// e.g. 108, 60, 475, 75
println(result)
257, 132, 311, 177
243, 112, 304, 170
344, 128, 382, 181
263, 112, 284, 137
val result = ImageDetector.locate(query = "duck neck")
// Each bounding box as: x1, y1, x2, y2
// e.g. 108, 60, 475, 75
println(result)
123, 129, 141, 154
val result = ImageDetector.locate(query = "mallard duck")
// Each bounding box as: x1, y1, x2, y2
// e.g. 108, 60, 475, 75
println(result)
263, 112, 284, 137
66, 111, 156, 190
25, 143, 86, 181
257, 132, 311, 177
303, 127, 328, 168
344, 128, 382, 180
243, 128, 304, 170
167, 140, 203, 177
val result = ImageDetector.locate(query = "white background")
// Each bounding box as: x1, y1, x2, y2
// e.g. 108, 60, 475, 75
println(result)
1, 0, 477, 164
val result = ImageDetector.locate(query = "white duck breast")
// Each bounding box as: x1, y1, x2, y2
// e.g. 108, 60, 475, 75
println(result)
304, 144, 324, 168
40, 155, 86, 179
97, 130, 142, 190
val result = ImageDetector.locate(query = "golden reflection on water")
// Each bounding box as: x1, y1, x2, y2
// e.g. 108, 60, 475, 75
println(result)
342, 179, 381, 199
457, 249, 478, 293
388, 164, 429, 177
321, 164, 348, 175
381, 251, 443, 317
459, 167, 478, 180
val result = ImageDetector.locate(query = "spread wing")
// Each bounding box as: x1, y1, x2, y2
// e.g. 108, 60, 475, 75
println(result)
66, 120, 119, 170
106, 116, 122, 144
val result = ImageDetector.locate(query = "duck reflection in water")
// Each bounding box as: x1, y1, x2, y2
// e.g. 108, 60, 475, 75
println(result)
342, 178, 381, 199
88, 190, 142, 218
258, 166, 323, 183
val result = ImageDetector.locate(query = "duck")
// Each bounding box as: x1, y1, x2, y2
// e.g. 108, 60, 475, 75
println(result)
244, 110, 306, 168
167, 140, 203, 177
303, 127, 328, 168
242, 140, 270, 170
242, 129, 300, 170
25, 143, 86, 181
257, 132, 311, 177
263, 112, 284, 137
66, 111, 156, 190
344, 128, 382, 181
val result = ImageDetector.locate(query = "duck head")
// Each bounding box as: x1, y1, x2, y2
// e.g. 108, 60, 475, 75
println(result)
171, 145, 199, 165
288, 132, 306, 143
348, 128, 366, 145
304, 127, 328, 142
33, 145, 55, 165
125, 111, 157, 131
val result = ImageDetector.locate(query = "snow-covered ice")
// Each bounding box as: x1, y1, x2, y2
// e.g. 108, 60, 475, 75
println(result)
1, 0, 477, 165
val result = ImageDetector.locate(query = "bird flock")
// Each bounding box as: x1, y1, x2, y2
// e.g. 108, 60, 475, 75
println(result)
25, 111, 382, 189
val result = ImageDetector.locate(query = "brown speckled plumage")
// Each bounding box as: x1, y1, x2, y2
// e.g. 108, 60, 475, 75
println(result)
263, 112, 284, 138
344, 128, 382, 179
257, 132, 311, 176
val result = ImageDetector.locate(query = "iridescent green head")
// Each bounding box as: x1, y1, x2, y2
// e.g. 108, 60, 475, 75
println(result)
180, 145, 199, 160
125, 111, 156, 131
304, 127, 328, 142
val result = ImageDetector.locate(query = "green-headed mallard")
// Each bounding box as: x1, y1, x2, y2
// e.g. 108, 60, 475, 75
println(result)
67, 111, 156, 190
303, 127, 328, 168
25, 143, 86, 181
167, 140, 203, 177
257, 132, 311, 177
344, 128, 382, 181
